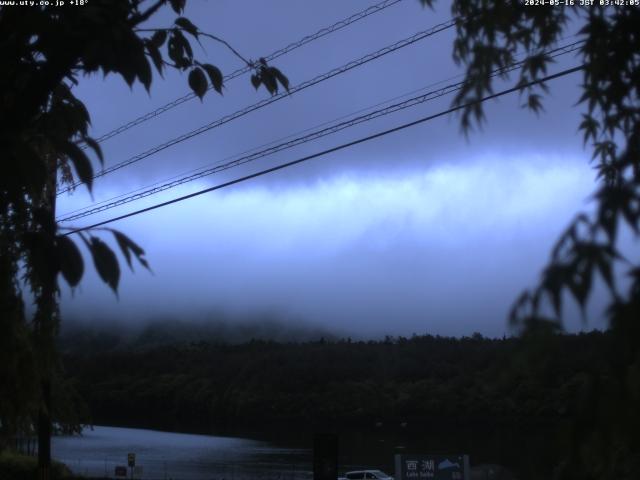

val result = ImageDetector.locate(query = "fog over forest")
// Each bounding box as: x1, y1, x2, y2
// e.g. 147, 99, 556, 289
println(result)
45, 0, 622, 339
56, 155, 626, 338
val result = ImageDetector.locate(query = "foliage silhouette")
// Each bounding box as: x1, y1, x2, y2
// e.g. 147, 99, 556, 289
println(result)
1, 0, 639, 479
62, 331, 609, 479
425, 2, 640, 478
0, 0, 287, 476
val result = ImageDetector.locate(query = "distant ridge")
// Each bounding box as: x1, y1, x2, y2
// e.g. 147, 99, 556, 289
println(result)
58, 314, 342, 354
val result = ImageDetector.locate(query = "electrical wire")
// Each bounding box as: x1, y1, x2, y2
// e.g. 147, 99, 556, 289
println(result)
58, 34, 581, 219
61, 64, 585, 236
57, 18, 459, 196
88, 0, 407, 146
57, 75, 471, 219
57, 41, 584, 223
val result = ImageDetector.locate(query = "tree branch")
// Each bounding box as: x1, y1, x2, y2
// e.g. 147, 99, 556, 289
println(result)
129, 0, 166, 26
136, 27, 252, 67
197, 31, 252, 67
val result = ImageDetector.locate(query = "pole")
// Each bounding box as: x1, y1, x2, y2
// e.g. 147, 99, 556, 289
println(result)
37, 380, 52, 480
36, 160, 57, 480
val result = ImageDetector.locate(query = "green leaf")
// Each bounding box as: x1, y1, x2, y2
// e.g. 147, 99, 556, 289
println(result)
111, 230, 149, 272
524, 93, 544, 114
542, 264, 565, 318
567, 266, 592, 317
167, 34, 181, 66
270, 66, 290, 92
146, 41, 164, 75
64, 141, 94, 192
597, 202, 618, 242
85, 236, 120, 294
509, 290, 531, 326
175, 17, 198, 38
169, 29, 193, 69
250, 73, 260, 90
83, 136, 103, 165
260, 67, 277, 95
202, 63, 223, 94
137, 55, 153, 92
151, 29, 167, 47
595, 251, 615, 293
578, 114, 599, 145
169, 0, 186, 14
57, 235, 84, 287
175, 29, 193, 61
168, 28, 193, 70
525, 53, 548, 78
117, 50, 137, 86
188, 67, 208, 100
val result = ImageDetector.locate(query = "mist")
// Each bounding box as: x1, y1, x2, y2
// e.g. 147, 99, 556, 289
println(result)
56, 151, 612, 339
45, 0, 621, 340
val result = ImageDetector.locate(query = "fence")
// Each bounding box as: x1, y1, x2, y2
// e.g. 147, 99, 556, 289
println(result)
60, 458, 315, 480
8, 435, 37, 457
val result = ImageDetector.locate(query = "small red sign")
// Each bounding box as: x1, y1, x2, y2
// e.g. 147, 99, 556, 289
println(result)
115, 466, 128, 477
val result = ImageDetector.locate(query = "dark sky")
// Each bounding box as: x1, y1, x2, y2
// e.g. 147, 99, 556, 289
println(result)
54, 0, 618, 338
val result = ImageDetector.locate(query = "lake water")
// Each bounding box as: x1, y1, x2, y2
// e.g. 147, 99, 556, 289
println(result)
52, 426, 312, 480
52, 423, 556, 480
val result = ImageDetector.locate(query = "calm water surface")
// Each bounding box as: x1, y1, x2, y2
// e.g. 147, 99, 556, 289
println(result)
52, 425, 311, 480
52, 423, 556, 480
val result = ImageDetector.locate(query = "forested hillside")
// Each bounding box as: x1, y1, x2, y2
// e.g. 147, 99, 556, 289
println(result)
62, 328, 609, 434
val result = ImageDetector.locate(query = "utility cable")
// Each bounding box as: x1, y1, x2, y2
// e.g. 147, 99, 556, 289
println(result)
58, 35, 582, 219
57, 41, 584, 223
59, 71, 471, 218
89, 0, 407, 146
57, 17, 459, 196
57, 75, 469, 219
61, 64, 585, 236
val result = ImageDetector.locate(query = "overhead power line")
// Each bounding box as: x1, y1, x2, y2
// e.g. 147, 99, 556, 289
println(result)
57, 41, 585, 223
58, 35, 582, 220
89, 0, 406, 146
62, 64, 585, 236
58, 67, 471, 219
58, 18, 459, 196
57, 75, 465, 219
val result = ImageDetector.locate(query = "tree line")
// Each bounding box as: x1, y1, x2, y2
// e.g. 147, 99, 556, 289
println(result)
62, 329, 610, 433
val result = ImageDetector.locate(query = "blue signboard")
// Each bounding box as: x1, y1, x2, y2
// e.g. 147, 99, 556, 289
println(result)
394, 454, 470, 480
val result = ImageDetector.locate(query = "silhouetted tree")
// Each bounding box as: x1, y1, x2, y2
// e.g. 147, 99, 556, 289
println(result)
0, 1, 287, 478
424, 2, 639, 478
61, 331, 610, 478
2, 1, 639, 478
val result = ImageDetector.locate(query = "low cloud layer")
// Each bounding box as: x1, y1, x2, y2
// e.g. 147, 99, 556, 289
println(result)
58, 152, 609, 338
